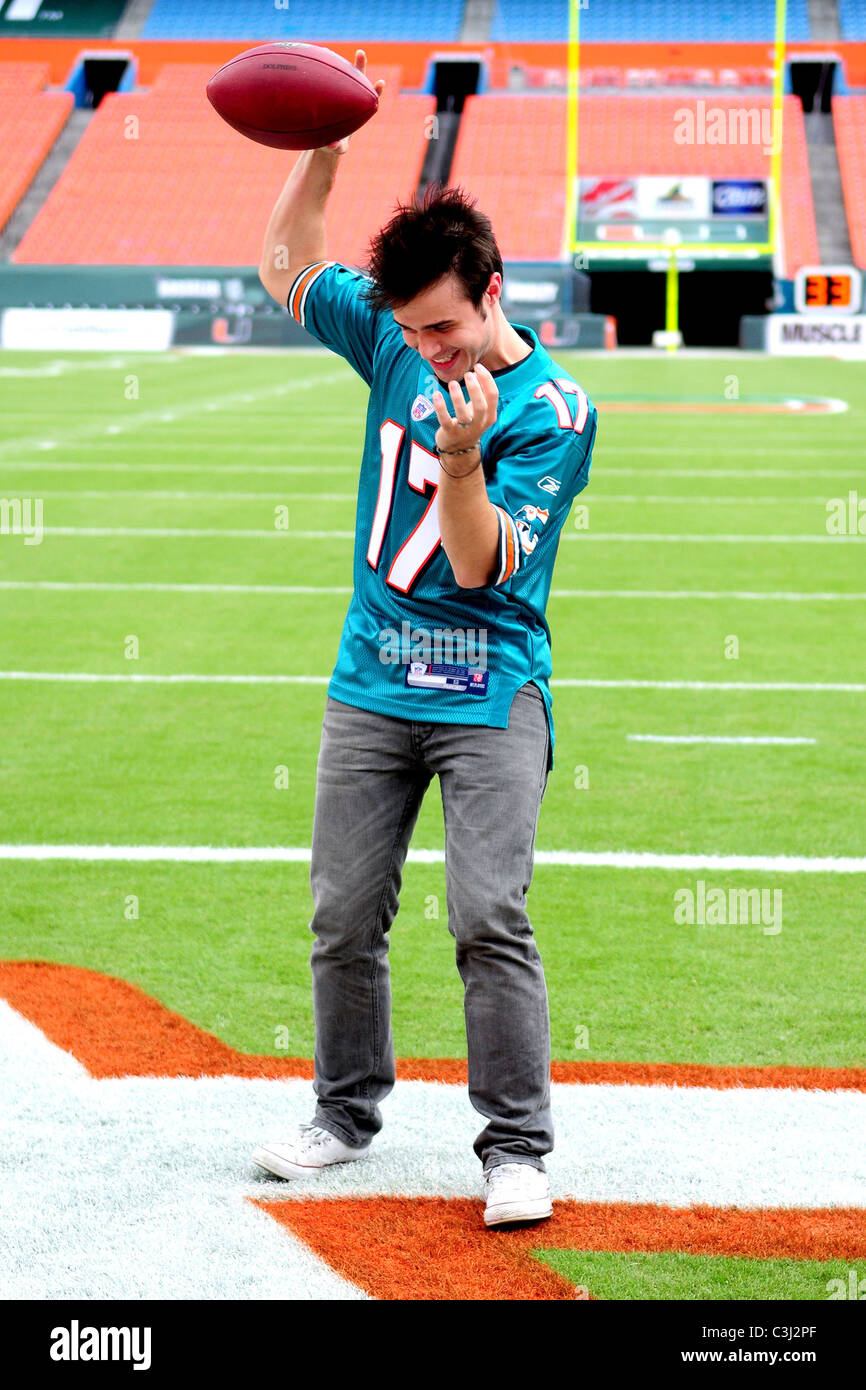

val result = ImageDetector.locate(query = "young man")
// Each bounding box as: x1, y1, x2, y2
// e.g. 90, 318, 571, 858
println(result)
253, 52, 597, 1227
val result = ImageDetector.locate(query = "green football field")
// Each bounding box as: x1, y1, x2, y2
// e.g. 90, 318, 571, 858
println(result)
1, 348, 864, 1067
2, 346, 865, 1303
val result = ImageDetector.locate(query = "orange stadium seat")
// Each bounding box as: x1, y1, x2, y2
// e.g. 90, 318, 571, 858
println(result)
832, 95, 866, 270
13, 64, 425, 268
0, 76, 73, 237
451, 97, 569, 262
0, 61, 51, 90
450, 93, 818, 274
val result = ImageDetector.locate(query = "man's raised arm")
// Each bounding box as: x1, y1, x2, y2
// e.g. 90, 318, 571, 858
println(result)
258, 49, 385, 306
258, 147, 341, 305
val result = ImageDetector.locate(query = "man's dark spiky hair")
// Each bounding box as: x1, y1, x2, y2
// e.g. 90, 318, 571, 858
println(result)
360, 183, 503, 314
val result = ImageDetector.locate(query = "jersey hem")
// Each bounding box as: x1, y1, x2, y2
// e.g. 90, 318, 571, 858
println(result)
325, 677, 556, 771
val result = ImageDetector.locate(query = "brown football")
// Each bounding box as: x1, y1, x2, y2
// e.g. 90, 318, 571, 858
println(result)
206, 42, 379, 150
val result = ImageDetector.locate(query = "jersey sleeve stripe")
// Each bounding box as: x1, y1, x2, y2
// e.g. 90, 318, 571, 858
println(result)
288, 261, 334, 326
507, 512, 521, 578
492, 505, 521, 586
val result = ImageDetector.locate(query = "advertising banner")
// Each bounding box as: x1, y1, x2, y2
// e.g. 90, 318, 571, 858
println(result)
1, 308, 174, 350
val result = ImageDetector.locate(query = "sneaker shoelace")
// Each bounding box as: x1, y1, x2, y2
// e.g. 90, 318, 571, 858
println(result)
298, 1123, 338, 1148
486, 1163, 540, 1188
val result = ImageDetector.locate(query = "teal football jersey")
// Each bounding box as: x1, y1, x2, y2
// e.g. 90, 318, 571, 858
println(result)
287, 260, 598, 770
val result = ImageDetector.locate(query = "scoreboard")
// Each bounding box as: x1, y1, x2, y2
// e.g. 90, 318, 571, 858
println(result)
794, 266, 863, 314
576, 176, 770, 249
765, 265, 866, 355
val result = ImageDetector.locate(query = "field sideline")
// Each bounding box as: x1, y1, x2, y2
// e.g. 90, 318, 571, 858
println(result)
1, 348, 864, 1300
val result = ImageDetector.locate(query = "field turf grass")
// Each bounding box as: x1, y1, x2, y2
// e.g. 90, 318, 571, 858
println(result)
0, 348, 864, 1301
1, 348, 863, 1060
534, 1249, 856, 1301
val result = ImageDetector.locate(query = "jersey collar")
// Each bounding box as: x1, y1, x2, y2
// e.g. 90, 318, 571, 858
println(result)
485, 323, 545, 393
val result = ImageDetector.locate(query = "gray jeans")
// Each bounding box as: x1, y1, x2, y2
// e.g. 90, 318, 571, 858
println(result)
307, 680, 552, 1173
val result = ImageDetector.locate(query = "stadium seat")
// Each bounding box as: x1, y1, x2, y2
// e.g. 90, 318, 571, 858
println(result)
450, 93, 818, 273
0, 74, 74, 237
450, 97, 569, 259
838, 1, 866, 40
491, 0, 811, 42
142, 0, 463, 41
13, 65, 430, 267
0, 62, 52, 91
832, 96, 866, 269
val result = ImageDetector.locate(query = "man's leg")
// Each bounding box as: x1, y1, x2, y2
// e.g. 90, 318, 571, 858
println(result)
308, 696, 431, 1148
431, 682, 552, 1172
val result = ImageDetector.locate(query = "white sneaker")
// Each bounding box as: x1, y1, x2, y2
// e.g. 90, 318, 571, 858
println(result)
252, 1123, 370, 1179
483, 1162, 552, 1227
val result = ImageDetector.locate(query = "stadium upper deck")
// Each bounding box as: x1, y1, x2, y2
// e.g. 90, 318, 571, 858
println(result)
0, 0, 864, 272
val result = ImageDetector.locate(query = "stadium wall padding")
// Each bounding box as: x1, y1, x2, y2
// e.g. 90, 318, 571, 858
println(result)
0, 265, 612, 350
2, 39, 865, 90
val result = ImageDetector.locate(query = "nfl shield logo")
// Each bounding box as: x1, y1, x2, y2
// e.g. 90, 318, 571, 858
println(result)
411, 394, 435, 421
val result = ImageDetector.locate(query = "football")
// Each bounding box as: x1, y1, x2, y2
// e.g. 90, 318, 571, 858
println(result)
206, 42, 379, 150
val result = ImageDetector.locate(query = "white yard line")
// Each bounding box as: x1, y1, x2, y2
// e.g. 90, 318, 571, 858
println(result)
560, 533, 863, 544
13, 491, 832, 504
37, 527, 353, 538
2, 582, 863, 601
0, 372, 346, 458
592, 447, 855, 457
600, 467, 865, 477
0, 845, 863, 872
0, 673, 862, 692
554, 679, 866, 692
0, 582, 354, 594
581, 495, 830, 504
42, 440, 354, 452
21, 527, 862, 543
1, 462, 357, 474
28, 491, 358, 501
550, 589, 866, 600
627, 735, 816, 745
0, 672, 329, 683
4, 463, 860, 479
0, 355, 180, 378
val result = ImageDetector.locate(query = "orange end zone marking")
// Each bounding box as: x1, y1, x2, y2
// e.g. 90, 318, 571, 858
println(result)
2, 961, 865, 1090
253, 1196, 866, 1301
0, 960, 313, 1079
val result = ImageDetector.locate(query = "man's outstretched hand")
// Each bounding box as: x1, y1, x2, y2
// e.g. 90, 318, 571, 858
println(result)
433, 365, 500, 460
320, 50, 385, 155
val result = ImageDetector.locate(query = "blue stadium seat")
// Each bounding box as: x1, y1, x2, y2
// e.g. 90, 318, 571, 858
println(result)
839, 1, 866, 40
491, 0, 811, 42
142, 0, 463, 40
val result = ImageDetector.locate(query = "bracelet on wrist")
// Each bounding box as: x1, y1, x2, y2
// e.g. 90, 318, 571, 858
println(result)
437, 444, 483, 478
